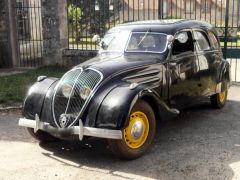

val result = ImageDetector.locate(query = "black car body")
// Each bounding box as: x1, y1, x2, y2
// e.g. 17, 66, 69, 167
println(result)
19, 20, 231, 159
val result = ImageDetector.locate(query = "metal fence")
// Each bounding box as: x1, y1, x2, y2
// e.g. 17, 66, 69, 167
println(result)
67, 0, 240, 81
67, 0, 240, 50
15, 0, 43, 67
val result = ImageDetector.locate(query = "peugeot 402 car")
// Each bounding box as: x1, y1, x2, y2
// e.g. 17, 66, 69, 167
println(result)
19, 20, 231, 159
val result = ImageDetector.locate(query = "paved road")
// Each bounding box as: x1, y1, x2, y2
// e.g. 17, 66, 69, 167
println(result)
0, 86, 240, 180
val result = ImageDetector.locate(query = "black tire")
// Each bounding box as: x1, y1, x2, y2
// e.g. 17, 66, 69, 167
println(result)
108, 100, 156, 160
27, 128, 59, 142
210, 90, 228, 109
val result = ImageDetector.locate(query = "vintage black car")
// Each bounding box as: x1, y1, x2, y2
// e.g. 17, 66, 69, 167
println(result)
19, 20, 231, 159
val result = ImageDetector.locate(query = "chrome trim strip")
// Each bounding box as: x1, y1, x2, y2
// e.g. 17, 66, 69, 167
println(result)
19, 118, 122, 140
123, 69, 160, 80
138, 77, 160, 84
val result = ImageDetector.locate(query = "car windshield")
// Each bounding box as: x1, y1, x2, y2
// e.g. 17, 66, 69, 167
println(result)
99, 31, 167, 54
99, 30, 131, 53
126, 32, 167, 53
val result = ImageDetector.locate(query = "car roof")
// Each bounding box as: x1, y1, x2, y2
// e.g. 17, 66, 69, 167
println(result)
109, 19, 214, 35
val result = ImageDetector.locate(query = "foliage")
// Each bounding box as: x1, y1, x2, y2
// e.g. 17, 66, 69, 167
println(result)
0, 65, 67, 106
68, 0, 122, 41
68, 4, 82, 22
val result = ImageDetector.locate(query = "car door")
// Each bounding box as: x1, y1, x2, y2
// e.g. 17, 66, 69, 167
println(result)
193, 30, 221, 96
168, 30, 201, 109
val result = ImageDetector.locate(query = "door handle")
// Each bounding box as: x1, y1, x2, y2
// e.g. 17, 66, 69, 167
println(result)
169, 62, 177, 67
212, 54, 219, 58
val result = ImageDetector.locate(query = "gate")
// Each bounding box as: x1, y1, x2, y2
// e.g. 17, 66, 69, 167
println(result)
67, 0, 240, 82
15, 0, 43, 67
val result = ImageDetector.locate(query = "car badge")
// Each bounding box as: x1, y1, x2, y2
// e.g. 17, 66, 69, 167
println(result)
59, 114, 69, 128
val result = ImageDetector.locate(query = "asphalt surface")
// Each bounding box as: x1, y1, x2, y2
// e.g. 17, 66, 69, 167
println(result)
0, 86, 240, 180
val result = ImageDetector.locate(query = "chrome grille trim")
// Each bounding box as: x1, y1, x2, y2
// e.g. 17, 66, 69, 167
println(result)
52, 68, 103, 128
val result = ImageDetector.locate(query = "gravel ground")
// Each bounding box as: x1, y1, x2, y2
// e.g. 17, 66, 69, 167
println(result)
0, 86, 240, 180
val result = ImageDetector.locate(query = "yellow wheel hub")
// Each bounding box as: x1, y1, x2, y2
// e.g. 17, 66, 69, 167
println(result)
219, 90, 227, 104
123, 111, 149, 149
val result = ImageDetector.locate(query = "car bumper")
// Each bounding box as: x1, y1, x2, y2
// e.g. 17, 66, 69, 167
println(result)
18, 115, 122, 140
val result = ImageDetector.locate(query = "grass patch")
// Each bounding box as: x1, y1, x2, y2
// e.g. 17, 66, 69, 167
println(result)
0, 65, 67, 106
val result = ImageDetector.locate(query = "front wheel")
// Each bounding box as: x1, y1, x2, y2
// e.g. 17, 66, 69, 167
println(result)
210, 90, 228, 109
108, 100, 156, 160
27, 128, 59, 142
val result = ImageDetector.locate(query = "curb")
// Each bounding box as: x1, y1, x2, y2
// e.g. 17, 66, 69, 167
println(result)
0, 106, 22, 112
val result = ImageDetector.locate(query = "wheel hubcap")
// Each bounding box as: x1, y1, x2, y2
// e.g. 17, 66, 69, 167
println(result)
131, 120, 144, 140
123, 111, 149, 149
219, 90, 226, 104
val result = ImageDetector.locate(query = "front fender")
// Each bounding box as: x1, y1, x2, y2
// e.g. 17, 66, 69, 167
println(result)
95, 84, 178, 130
22, 77, 58, 119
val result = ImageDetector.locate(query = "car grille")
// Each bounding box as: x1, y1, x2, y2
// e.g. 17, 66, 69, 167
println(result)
52, 68, 102, 128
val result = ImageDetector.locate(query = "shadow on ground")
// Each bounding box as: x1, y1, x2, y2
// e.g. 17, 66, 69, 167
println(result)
37, 100, 240, 179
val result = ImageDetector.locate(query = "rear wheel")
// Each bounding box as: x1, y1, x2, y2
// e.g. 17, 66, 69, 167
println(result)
27, 128, 59, 142
109, 100, 156, 160
210, 90, 228, 109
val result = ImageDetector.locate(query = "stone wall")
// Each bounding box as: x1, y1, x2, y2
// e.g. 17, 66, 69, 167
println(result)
62, 49, 97, 68
0, 0, 10, 68
41, 0, 68, 65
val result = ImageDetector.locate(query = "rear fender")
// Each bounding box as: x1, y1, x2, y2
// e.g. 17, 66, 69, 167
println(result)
218, 59, 231, 91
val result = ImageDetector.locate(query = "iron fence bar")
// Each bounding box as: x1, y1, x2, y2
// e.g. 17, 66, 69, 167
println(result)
26, 2, 32, 67
184, 0, 186, 19
148, 0, 150, 20
34, 1, 39, 67
86, 1, 89, 50
30, 0, 35, 67
224, 0, 230, 59
90, 1, 92, 51
133, 0, 135, 21
22, 0, 29, 67
108, 0, 110, 30
38, 0, 43, 66
143, 0, 145, 20
67, 0, 69, 49
122, 0, 125, 22
153, 0, 155, 19
35, 0, 40, 66
138, 0, 140, 20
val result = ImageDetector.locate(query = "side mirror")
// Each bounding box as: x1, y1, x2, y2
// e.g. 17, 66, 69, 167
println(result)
92, 34, 101, 43
175, 32, 188, 43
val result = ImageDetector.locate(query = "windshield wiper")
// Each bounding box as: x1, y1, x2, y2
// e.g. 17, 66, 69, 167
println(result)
137, 29, 150, 47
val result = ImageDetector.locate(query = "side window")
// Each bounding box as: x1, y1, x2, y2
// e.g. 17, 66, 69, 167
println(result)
172, 31, 194, 56
208, 32, 220, 50
193, 31, 210, 51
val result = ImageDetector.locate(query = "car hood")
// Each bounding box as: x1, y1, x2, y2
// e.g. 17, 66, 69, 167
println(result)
74, 53, 167, 78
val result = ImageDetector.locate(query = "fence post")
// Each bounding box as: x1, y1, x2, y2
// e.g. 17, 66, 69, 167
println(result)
8, 0, 19, 67
223, 0, 229, 59
158, 0, 162, 19
41, 0, 68, 65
